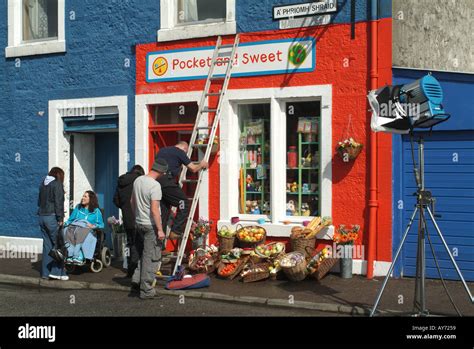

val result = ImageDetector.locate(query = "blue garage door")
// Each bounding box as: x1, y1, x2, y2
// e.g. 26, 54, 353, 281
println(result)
400, 131, 474, 281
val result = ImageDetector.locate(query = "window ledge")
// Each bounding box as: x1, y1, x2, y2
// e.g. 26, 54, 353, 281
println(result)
218, 219, 335, 239
157, 21, 236, 42
5, 40, 66, 58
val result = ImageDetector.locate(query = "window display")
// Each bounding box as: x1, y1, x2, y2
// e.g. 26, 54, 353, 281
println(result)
286, 101, 321, 217
238, 104, 271, 216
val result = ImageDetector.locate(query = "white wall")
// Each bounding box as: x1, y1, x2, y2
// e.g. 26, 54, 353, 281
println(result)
73, 134, 95, 206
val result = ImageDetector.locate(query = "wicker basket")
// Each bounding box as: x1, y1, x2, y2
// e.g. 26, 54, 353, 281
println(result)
241, 261, 271, 283
235, 224, 266, 249
313, 258, 338, 280
217, 256, 249, 280
280, 252, 308, 282
217, 235, 235, 252
305, 246, 338, 280
290, 236, 316, 258
254, 242, 286, 260
188, 248, 217, 274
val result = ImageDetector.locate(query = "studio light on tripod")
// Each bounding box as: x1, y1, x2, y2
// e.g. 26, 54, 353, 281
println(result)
368, 74, 450, 134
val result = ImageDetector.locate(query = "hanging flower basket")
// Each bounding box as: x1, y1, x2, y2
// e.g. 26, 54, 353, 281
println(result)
336, 138, 363, 161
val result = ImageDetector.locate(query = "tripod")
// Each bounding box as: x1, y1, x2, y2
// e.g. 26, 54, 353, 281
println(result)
370, 136, 474, 317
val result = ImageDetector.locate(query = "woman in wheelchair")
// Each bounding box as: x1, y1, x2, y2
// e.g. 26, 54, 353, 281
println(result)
64, 191, 104, 265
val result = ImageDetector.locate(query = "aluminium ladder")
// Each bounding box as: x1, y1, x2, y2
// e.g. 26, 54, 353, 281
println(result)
158, 34, 240, 276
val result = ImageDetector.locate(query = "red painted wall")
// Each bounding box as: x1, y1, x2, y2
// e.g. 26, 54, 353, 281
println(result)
136, 18, 393, 262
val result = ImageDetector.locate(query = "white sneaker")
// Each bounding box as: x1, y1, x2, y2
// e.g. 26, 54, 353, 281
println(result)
49, 274, 69, 281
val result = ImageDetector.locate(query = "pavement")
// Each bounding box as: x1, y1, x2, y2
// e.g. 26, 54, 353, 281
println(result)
0, 284, 341, 317
0, 255, 473, 316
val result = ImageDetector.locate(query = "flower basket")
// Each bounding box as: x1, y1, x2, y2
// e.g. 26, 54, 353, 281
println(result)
337, 143, 363, 161
336, 135, 363, 161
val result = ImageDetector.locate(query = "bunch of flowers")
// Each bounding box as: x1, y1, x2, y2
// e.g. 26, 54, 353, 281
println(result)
333, 224, 360, 245
192, 217, 213, 238
337, 137, 362, 151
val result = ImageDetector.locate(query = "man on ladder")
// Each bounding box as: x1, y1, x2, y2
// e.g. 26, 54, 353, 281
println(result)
155, 141, 208, 242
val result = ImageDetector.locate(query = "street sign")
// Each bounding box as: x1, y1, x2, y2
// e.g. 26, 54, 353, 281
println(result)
273, 0, 337, 20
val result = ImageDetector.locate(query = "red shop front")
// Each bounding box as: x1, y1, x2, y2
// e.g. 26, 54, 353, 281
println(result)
134, 19, 393, 276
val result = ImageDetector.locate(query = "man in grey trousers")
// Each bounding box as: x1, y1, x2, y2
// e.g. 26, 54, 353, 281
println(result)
130, 159, 168, 300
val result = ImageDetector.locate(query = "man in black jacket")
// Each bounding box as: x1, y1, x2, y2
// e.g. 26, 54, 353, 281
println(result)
113, 165, 144, 277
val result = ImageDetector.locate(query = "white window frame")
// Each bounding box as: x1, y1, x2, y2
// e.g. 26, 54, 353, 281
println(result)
158, 0, 236, 42
218, 85, 333, 237
135, 91, 210, 220
6, 0, 66, 58
135, 86, 333, 238
49, 96, 128, 218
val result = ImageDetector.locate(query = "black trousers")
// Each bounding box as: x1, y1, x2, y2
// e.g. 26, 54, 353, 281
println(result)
158, 174, 190, 235
125, 226, 139, 277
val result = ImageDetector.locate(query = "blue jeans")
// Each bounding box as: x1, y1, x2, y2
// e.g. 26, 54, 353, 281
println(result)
39, 215, 66, 278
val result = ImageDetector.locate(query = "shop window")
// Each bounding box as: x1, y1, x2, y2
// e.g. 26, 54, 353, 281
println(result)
177, 0, 226, 25
238, 104, 271, 217
285, 101, 321, 217
158, 0, 236, 42
151, 102, 198, 126
6, 0, 65, 58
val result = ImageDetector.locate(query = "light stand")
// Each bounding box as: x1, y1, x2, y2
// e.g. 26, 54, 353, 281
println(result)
370, 136, 474, 317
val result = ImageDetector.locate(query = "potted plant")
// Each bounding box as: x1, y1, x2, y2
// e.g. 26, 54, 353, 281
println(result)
333, 224, 360, 278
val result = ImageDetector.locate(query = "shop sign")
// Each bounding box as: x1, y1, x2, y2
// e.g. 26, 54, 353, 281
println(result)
146, 38, 315, 83
273, 0, 337, 20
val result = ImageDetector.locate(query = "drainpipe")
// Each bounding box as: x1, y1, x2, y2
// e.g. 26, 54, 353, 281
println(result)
367, 0, 379, 279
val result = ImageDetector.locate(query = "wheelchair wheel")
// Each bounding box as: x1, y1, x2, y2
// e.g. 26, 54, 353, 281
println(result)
90, 259, 103, 273
65, 264, 76, 273
101, 247, 112, 267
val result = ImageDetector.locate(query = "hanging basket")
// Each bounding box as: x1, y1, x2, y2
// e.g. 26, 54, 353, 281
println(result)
337, 143, 363, 161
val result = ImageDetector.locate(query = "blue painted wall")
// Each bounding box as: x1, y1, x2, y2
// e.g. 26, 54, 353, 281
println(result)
0, 0, 159, 238
237, 0, 391, 33
392, 68, 474, 278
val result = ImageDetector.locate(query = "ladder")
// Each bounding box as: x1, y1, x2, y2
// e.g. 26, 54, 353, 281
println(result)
161, 35, 240, 276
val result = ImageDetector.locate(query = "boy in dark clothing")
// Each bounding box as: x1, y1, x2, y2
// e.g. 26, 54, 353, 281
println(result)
156, 141, 208, 240
113, 165, 145, 277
